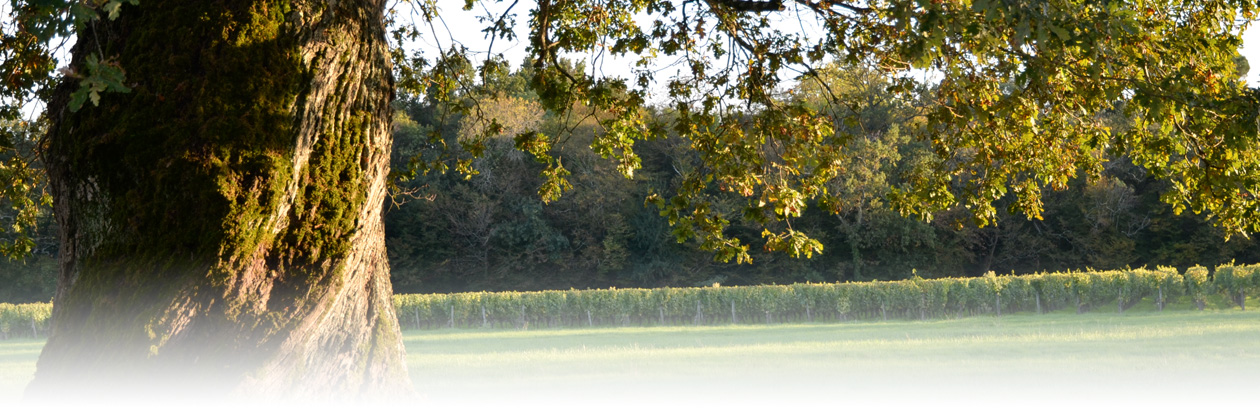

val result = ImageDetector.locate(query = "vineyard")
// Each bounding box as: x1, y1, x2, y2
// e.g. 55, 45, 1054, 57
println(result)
4, 263, 1260, 339
391, 264, 1260, 330
0, 303, 50, 340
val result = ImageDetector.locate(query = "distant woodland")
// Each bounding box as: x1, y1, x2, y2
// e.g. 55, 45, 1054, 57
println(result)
3, 61, 1258, 303
382, 61, 1260, 294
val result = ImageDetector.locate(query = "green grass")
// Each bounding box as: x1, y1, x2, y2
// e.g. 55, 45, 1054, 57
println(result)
404, 308, 1260, 403
2, 308, 1258, 405
0, 338, 41, 402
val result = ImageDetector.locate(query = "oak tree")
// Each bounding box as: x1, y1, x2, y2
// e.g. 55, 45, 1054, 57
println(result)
2, 0, 1258, 399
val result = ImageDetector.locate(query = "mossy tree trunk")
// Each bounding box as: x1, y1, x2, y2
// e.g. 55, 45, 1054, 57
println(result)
29, 0, 410, 400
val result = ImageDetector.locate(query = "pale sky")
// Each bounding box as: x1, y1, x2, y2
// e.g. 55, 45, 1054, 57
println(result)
431, 5, 1260, 88
1242, 26, 1260, 85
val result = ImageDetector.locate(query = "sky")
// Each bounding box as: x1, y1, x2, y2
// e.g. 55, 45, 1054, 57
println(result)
429, 4, 1260, 88
9, 5, 1260, 117
1241, 26, 1260, 85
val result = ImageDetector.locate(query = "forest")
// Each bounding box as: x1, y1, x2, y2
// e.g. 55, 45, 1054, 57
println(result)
384, 58, 1260, 294
1, 56, 1258, 304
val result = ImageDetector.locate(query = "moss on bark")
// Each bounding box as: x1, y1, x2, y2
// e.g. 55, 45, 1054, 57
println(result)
32, 0, 410, 400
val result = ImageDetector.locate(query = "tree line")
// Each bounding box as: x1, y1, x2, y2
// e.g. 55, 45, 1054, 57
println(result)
383, 60, 1260, 295
2, 60, 1258, 304
7, 262, 1256, 339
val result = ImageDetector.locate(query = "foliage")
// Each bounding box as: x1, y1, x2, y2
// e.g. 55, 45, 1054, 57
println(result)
384, 0, 1260, 267
4, 1, 1260, 299
0, 255, 56, 304
5, 262, 1257, 338
1213, 261, 1260, 308
0, 120, 50, 258
0, 301, 50, 339
385, 63, 1260, 294
0, 0, 131, 259
0, 2, 62, 260
387, 263, 1255, 330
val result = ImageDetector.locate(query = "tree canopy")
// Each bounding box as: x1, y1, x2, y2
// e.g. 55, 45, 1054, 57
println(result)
3, 0, 1260, 266
384, 61, 1260, 294
388, 0, 1260, 265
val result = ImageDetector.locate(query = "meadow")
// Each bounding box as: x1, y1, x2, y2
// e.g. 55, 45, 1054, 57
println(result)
3, 303, 1258, 413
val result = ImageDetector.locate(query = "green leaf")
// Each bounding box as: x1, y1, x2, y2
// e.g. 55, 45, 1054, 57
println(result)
69, 87, 89, 112
1049, 25, 1070, 42
103, 0, 139, 21
67, 53, 131, 111
103, 1, 123, 20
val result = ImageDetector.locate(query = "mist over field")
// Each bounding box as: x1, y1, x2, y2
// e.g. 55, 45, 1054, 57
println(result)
5, 309, 1258, 418
407, 311, 1260, 412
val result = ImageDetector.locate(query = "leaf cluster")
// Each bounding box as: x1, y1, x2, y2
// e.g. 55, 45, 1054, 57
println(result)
386, 0, 1260, 266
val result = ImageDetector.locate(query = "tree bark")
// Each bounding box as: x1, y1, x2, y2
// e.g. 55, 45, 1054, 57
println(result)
29, 0, 410, 400
851, 205, 863, 282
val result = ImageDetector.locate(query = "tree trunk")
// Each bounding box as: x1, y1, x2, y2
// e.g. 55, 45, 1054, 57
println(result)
852, 206, 863, 281
981, 227, 998, 274
839, 209, 863, 282
30, 1, 410, 400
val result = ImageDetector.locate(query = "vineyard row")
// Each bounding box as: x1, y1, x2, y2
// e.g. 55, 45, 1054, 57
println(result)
4, 263, 1260, 339
389, 264, 1260, 330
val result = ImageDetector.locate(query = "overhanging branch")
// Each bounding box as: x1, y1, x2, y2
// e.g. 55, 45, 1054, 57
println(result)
715, 0, 785, 12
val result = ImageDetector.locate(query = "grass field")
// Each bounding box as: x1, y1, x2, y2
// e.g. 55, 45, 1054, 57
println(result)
3, 307, 1259, 413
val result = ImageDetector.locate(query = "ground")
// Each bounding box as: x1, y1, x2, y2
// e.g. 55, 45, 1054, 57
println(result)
3, 302, 1258, 414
